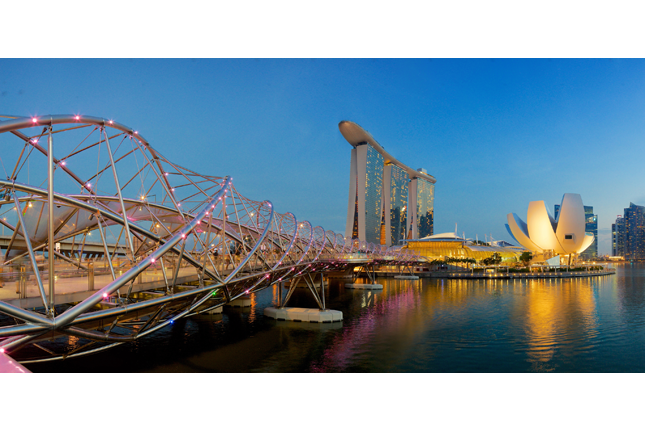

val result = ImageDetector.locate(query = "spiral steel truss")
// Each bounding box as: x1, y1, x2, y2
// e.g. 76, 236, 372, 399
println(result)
0, 115, 420, 363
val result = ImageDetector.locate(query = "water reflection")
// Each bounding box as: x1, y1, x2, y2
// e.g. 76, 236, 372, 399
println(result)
26, 264, 645, 373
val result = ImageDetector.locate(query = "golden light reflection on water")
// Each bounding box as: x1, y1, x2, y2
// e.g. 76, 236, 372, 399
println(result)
517, 278, 598, 371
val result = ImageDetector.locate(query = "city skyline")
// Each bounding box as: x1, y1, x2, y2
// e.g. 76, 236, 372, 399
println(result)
3, 59, 645, 254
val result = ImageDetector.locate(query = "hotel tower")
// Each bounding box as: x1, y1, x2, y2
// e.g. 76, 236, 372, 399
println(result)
339, 121, 436, 246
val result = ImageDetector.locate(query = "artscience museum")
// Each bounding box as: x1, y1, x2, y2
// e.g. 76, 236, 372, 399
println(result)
506, 193, 594, 264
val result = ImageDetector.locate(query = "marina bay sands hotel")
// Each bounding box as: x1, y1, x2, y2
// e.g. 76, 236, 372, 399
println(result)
339, 121, 436, 246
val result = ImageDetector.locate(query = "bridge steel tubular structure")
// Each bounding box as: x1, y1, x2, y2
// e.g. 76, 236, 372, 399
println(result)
0, 114, 422, 365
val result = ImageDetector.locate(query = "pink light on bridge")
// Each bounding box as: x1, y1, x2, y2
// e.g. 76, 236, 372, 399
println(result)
74, 115, 80, 120
31, 118, 37, 124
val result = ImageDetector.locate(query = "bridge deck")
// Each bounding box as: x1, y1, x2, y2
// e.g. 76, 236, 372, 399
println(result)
0, 266, 202, 308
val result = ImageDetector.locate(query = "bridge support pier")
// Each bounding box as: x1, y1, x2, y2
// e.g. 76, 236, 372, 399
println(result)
265, 273, 341, 323
345, 264, 382, 290
264, 307, 342, 323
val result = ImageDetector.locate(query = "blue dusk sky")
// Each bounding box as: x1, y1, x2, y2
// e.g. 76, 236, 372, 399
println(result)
1, 58, 643, 254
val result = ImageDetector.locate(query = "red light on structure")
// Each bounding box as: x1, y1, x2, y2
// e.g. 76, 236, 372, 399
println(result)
103, 293, 108, 298
0, 348, 4, 354
32, 118, 37, 123
74, 115, 80, 120
108, 120, 114, 124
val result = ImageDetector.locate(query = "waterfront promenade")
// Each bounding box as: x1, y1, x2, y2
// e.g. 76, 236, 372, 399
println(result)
375, 268, 615, 280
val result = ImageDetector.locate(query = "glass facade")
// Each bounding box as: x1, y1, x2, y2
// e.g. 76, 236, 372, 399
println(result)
389, 164, 408, 245
416, 178, 434, 238
580, 206, 598, 260
364, 145, 384, 244
405, 240, 523, 262
612, 216, 625, 257
624, 203, 645, 260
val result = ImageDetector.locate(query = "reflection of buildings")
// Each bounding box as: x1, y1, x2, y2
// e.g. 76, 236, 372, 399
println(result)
340, 121, 436, 246
612, 203, 645, 260
521, 278, 598, 370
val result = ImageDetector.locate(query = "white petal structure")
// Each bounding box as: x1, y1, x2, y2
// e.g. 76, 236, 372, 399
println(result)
506, 193, 594, 255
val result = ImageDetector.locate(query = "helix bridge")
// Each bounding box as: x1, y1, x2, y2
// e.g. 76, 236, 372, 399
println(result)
0, 114, 422, 365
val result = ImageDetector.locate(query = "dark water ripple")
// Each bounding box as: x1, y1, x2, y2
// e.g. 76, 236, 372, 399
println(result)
25, 263, 645, 373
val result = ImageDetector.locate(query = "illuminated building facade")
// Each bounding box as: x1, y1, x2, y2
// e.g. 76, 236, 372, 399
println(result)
507, 193, 594, 260
556, 204, 597, 259
340, 121, 436, 246
612, 216, 625, 257
404, 232, 524, 262
616, 203, 645, 260
411, 173, 435, 239
385, 163, 408, 245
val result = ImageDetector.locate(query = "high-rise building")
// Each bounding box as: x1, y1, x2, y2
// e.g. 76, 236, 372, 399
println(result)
385, 163, 408, 245
623, 203, 645, 260
410, 171, 435, 239
340, 121, 436, 246
580, 206, 598, 260
612, 216, 625, 257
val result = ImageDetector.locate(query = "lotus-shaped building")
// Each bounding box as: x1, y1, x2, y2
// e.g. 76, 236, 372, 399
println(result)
506, 193, 594, 257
